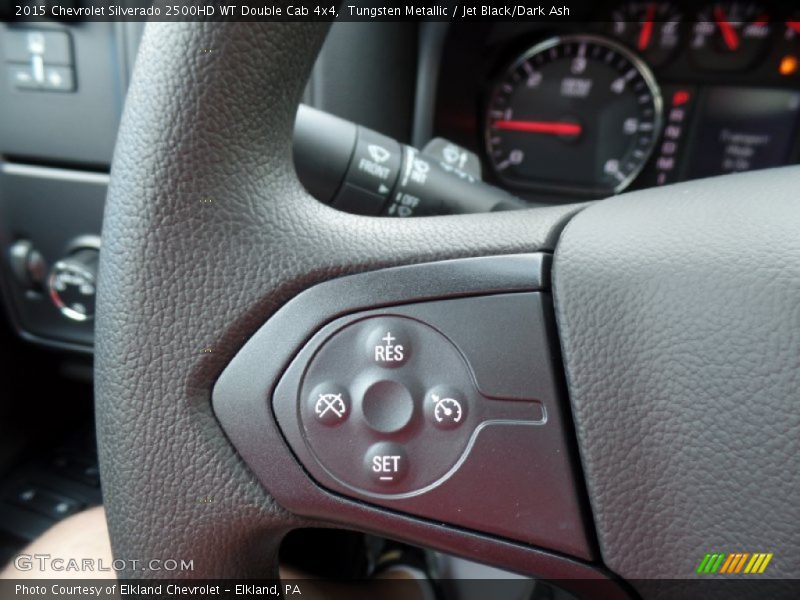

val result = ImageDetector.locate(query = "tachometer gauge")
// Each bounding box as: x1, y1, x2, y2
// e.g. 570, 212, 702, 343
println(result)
691, 2, 772, 71
485, 35, 663, 196
610, 1, 683, 66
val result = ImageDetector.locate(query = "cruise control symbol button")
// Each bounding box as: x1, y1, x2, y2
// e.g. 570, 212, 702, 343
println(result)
425, 387, 467, 430
308, 384, 350, 426
432, 394, 463, 426
316, 393, 346, 419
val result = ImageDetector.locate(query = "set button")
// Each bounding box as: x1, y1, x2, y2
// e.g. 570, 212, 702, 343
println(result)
365, 442, 408, 486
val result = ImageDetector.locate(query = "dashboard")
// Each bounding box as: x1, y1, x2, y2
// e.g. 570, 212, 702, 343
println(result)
432, 1, 800, 202
3, 10, 800, 351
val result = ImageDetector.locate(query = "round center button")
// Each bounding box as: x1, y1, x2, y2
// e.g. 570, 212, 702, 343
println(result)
361, 380, 414, 434
364, 442, 409, 486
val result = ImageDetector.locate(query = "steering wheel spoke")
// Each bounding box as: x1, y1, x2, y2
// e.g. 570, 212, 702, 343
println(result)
97, 20, 800, 599
97, 20, 588, 584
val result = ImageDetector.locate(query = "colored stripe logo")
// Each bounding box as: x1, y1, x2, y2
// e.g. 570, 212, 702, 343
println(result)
696, 552, 773, 574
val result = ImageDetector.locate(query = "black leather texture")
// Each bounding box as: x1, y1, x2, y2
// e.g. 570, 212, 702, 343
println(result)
95, 22, 583, 578
553, 168, 800, 593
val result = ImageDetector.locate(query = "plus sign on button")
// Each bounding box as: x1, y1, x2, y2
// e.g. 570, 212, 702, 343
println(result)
366, 323, 411, 368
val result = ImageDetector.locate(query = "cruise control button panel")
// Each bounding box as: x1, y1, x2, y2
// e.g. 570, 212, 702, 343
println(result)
299, 315, 511, 495
271, 292, 592, 558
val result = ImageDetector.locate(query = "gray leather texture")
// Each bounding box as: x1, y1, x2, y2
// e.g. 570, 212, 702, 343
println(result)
553, 168, 800, 593
95, 22, 583, 578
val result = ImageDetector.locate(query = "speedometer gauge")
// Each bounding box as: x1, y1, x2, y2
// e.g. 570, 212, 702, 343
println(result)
485, 36, 663, 196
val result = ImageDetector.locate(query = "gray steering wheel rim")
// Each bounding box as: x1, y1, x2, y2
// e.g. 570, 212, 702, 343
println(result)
96, 20, 582, 581
97, 20, 800, 598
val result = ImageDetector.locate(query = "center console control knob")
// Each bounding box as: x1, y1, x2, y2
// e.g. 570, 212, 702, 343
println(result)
48, 247, 99, 322
8, 239, 47, 290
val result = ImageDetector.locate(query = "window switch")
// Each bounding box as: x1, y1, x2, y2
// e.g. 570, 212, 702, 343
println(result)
41, 66, 75, 92
2, 29, 72, 65
52, 455, 100, 487
7, 64, 38, 90
7, 63, 75, 92
8, 485, 83, 520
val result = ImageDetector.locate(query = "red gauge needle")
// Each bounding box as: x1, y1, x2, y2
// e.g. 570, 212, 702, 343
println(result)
492, 119, 582, 136
714, 6, 740, 51
638, 3, 658, 51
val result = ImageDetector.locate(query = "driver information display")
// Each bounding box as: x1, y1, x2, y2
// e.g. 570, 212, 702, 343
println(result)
688, 87, 800, 179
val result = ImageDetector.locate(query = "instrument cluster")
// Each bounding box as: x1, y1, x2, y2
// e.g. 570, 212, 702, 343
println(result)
434, 2, 800, 200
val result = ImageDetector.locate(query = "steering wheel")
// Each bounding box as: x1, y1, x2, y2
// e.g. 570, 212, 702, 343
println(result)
96, 21, 799, 598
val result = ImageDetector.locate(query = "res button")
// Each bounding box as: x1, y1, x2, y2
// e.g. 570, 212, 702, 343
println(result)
366, 321, 411, 368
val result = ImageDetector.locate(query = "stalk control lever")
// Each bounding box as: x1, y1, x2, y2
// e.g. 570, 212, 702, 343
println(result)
293, 105, 525, 217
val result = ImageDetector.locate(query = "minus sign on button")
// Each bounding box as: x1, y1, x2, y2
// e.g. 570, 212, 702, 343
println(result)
379, 476, 394, 481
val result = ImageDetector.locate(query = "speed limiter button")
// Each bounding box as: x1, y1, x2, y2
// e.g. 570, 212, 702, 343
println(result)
364, 442, 408, 486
